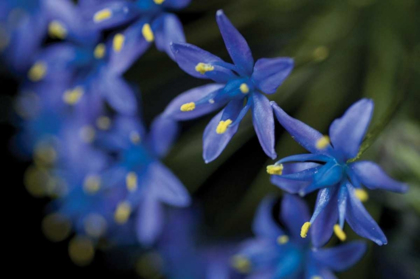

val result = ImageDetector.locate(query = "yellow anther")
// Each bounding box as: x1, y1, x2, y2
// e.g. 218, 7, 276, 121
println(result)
94, 9, 112, 22
84, 213, 107, 238
300, 222, 311, 238
195, 63, 214, 74
28, 62, 47, 82
113, 33, 125, 52
354, 189, 369, 202
126, 172, 138, 192
216, 119, 233, 134
316, 135, 330, 149
83, 175, 101, 194
180, 102, 196, 112
231, 255, 251, 274
68, 236, 95, 267
240, 83, 249, 94
154, 0, 165, 4
267, 164, 284, 175
142, 23, 154, 42
277, 235, 289, 245
130, 131, 141, 144
80, 126, 96, 143
96, 116, 111, 130
333, 224, 347, 241
48, 20, 67, 39
94, 43, 106, 59
63, 87, 84, 105
114, 201, 132, 224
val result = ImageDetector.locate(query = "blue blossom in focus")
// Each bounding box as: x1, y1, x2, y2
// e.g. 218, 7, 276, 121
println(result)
231, 195, 367, 278
268, 99, 408, 247
163, 10, 294, 163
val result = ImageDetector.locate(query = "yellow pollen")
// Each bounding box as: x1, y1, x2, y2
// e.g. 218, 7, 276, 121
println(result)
154, 0, 165, 4
316, 135, 330, 149
94, 9, 112, 22
80, 126, 96, 143
63, 87, 84, 105
130, 131, 141, 144
180, 102, 196, 112
277, 235, 289, 245
48, 20, 67, 39
267, 164, 284, 175
333, 224, 347, 241
126, 172, 138, 192
115, 201, 132, 224
240, 83, 250, 94
94, 43, 106, 59
96, 116, 111, 130
300, 222, 311, 238
28, 62, 47, 82
231, 255, 251, 274
142, 24, 154, 42
113, 33, 125, 52
216, 119, 232, 134
354, 189, 369, 202
83, 175, 101, 194
195, 63, 214, 74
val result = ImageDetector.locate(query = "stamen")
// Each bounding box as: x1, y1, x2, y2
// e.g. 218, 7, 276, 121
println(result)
113, 33, 125, 52
240, 83, 249, 94
300, 222, 311, 238
126, 172, 138, 192
230, 255, 251, 274
96, 116, 111, 130
266, 164, 283, 175
333, 224, 346, 241
63, 87, 84, 105
114, 201, 132, 224
153, 0, 165, 4
130, 131, 141, 144
195, 63, 214, 74
28, 62, 47, 82
94, 43, 106, 59
316, 135, 330, 149
142, 24, 154, 42
48, 20, 67, 39
354, 189, 369, 202
277, 235, 289, 245
94, 9, 112, 22
216, 119, 232, 134
180, 102, 196, 112
83, 175, 101, 194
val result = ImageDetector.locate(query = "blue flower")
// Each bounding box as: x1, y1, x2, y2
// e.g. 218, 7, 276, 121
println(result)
269, 99, 408, 247
85, 0, 190, 60
231, 195, 367, 278
163, 10, 294, 163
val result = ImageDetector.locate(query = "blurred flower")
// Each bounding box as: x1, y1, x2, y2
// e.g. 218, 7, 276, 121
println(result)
164, 10, 294, 163
269, 99, 408, 247
231, 195, 367, 278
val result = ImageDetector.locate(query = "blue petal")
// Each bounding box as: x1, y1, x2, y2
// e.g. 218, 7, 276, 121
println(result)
251, 92, 276, 159
313, 241, 367, 272
312, 162, 344, 188
162, 0, 191, 9
311, 188, 338, 248
272, 102, 334, 155
270, 163, 316, 193
305, 257, 337, 279
163, 84, 225, 120
216, 10, 254, 76
251, 57, 294, 94
89, 1, 140, 29
252, 196, 285, 238
329, 99, 374, 161
310, 187, 336, 224
273, 250, 302, 279
345, 183, 387, 245
276, 154, 331, 164
350, 161, 408, 193
280, 194, 310, 244
136, 193, 164, 246
171, 42, 237, 83
154, 13, 185, 60
148, 115, 179, 158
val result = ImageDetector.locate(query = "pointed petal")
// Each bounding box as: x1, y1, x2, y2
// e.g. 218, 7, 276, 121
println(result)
272, 102, 334, 155
99, 73, 137, 115
350, 161, 408, 193
163, 84, 225, 120
252, 196, 285, 238
270, 163, 316, 194
345, 183, 387, 245
329, 99, 374, 160
148, 115, 179, 158
281, 194, 310, 243
251, 93, 276, 159
251, 58, 294, 94
313, 241, 367, 271
136, 194, 164, 246
171, 42, 237, 83
216, 10, 254, 75
89, 2, 140, 29
162, 0, 191, 9
154, 14, 185, 60
311, 188, 338, 248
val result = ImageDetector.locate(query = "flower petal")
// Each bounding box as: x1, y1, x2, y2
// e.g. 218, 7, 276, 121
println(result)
154, 13, 185, 60
163, 84, 225, 120
252, 196, 285, 238
270, 163, 316, 193
280, 194, 310, 244
345, 183, 387, 245
136, 193, 164, 246
329, 99, 374, 161
251, 57, 294, 94
251, 93, 276, 159
313, 241, 367, 271
216, 10, 254, 76
162, 0, 191, 9
350, 161, 408, 193
272, 102, 334, 155
148, 115, 179, 158
89, 2, 140, 29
